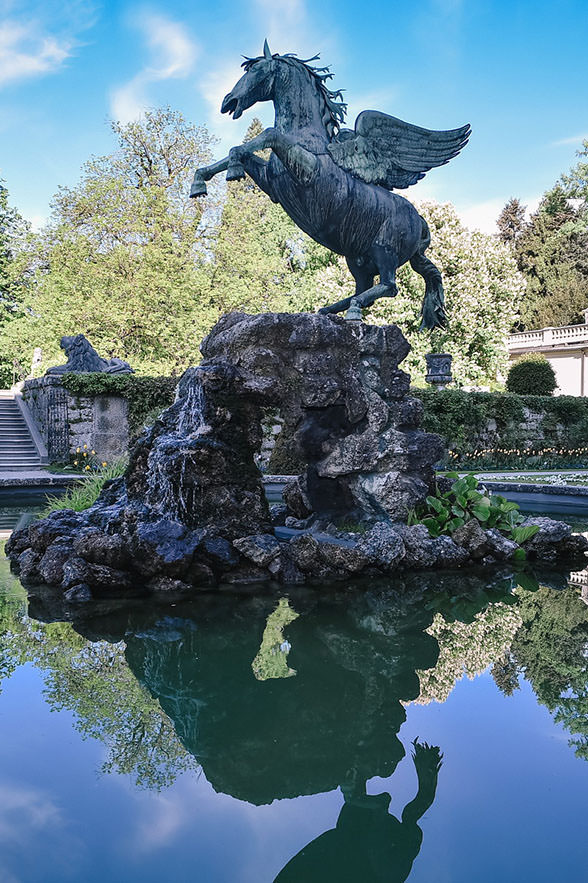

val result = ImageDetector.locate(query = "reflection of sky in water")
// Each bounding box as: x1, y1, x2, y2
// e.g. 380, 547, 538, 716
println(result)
2, 562, 588, 881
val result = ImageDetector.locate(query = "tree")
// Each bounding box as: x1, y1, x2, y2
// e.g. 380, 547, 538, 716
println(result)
513, 144, 588, 330
0, 591, 197, 789
0, 109, 219, 375
509, 585, 588, 761
0, 179, 30, 385
311, 201, 526, 387
497, 197, 526, 245
515, 188, 588, 329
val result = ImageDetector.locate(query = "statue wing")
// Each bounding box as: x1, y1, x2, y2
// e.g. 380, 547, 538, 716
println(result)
327, 111, 471, 190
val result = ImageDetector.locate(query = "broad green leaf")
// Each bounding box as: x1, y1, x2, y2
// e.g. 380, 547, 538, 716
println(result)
512, 524, 540, 545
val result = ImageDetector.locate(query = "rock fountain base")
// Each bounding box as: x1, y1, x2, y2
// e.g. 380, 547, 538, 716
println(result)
6, 313, 588, 596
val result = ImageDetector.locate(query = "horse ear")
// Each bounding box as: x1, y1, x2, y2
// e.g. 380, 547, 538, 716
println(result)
263, 39, 272, 60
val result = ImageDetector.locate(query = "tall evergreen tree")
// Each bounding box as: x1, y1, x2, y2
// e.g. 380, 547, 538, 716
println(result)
497, 197, 526, 244
513, 144, 588, 330
516, 185, 588, 329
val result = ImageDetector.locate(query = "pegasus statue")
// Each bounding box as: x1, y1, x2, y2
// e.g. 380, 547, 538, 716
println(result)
191, 42, 470, 328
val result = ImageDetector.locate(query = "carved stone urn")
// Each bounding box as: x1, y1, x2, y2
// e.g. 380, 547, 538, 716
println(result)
425, 353, 453, 390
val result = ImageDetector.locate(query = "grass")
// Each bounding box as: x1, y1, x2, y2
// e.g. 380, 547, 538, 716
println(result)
43, 461, 126, 515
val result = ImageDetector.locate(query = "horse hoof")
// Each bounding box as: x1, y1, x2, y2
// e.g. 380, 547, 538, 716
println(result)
190, 177, 207, 197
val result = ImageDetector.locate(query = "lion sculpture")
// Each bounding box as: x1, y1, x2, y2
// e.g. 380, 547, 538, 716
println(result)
46, 334, 133, 375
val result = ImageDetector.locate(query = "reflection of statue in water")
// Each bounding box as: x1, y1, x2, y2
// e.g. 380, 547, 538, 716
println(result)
277, 739, 442, 883
32, 580, 492, 877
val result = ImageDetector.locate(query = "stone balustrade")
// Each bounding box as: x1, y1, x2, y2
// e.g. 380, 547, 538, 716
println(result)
509, 323, 588, 351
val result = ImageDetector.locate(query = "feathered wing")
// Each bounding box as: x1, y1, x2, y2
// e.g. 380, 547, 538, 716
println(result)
327, 110, 471, 190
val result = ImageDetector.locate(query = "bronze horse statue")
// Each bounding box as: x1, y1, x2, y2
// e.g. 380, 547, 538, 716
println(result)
191, 42, 470, 328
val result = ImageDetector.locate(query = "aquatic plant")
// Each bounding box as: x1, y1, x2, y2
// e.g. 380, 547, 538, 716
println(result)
411, 472, 539, 547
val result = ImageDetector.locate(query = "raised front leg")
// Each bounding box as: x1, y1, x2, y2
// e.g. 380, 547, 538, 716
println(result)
191, 127, 318, 197
401, 739, 442, 826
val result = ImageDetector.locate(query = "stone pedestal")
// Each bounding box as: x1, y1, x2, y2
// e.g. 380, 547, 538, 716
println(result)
198, 312, 444, 524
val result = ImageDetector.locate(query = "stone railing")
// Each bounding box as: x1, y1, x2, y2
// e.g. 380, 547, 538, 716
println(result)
23, 376, 129, 464
508, 324, 588, 351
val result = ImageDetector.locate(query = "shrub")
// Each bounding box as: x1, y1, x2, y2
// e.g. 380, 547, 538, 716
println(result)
506, 354, 557, 396
413, 388, 588, 468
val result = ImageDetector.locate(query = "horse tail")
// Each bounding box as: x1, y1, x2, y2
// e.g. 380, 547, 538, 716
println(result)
410, 216, 447, 330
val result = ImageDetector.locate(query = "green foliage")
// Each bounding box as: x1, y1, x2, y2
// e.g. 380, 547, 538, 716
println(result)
0, 109, 219, 377
497, 197, 526, 245
251, 598, 299, 680
363, 201, 526, 387
60, 373, 177, 434
43, 461, 126, 514
412, 472, 538, 548
0, 179, 31, 386
509, 585, 588, 761
512, 144, 588, 330
506, 353, 557, 395
0, 590, 198, 788
207, 118, 335, 317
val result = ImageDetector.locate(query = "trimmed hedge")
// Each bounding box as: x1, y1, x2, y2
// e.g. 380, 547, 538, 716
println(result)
61, 374, 177, 435
506, 353, 557, 396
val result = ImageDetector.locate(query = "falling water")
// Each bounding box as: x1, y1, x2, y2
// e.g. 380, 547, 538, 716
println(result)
146, 379, 207, 519
177, 380, 205, 437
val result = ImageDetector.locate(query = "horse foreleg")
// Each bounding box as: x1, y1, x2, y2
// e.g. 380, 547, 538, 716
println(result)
233, 153, 272, 198
190, 157, 231, 197
230, 128, 318, 187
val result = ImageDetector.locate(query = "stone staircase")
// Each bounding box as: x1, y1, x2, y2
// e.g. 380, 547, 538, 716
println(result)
0, 393, 43, 471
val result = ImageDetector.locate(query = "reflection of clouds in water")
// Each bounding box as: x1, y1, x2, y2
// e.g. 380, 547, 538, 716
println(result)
0, 781, 84, 879
127, 789, 190, 854
0, 783, 62, 843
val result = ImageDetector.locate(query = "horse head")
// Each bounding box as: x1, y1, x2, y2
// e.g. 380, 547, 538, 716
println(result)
221, 39, 276, 120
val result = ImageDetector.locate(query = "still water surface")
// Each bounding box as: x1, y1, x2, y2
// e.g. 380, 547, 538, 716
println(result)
2, 508, 588, 881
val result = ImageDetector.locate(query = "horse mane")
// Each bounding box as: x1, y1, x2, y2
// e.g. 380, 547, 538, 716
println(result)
242, 52, 347, 140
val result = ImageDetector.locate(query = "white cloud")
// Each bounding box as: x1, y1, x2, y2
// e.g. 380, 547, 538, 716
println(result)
551, 132, 588, 147
0, 21, 70, 86
110, 14, 199, 123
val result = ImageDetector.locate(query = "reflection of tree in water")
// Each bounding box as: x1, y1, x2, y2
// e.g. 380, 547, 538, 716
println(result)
252, 597, 299, 680
0, 591, 198, 789
416, 603, 523, 704
496, 585, 588, 760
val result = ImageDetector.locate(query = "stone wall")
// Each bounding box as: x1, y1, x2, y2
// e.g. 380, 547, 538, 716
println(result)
23, 376, 129, 463
413, 388, 588, 465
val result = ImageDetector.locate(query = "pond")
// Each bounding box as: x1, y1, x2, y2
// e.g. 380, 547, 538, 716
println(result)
2, 507, 588, 881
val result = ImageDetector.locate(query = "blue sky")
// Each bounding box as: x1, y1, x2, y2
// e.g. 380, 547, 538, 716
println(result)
1, 0, 587, 231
